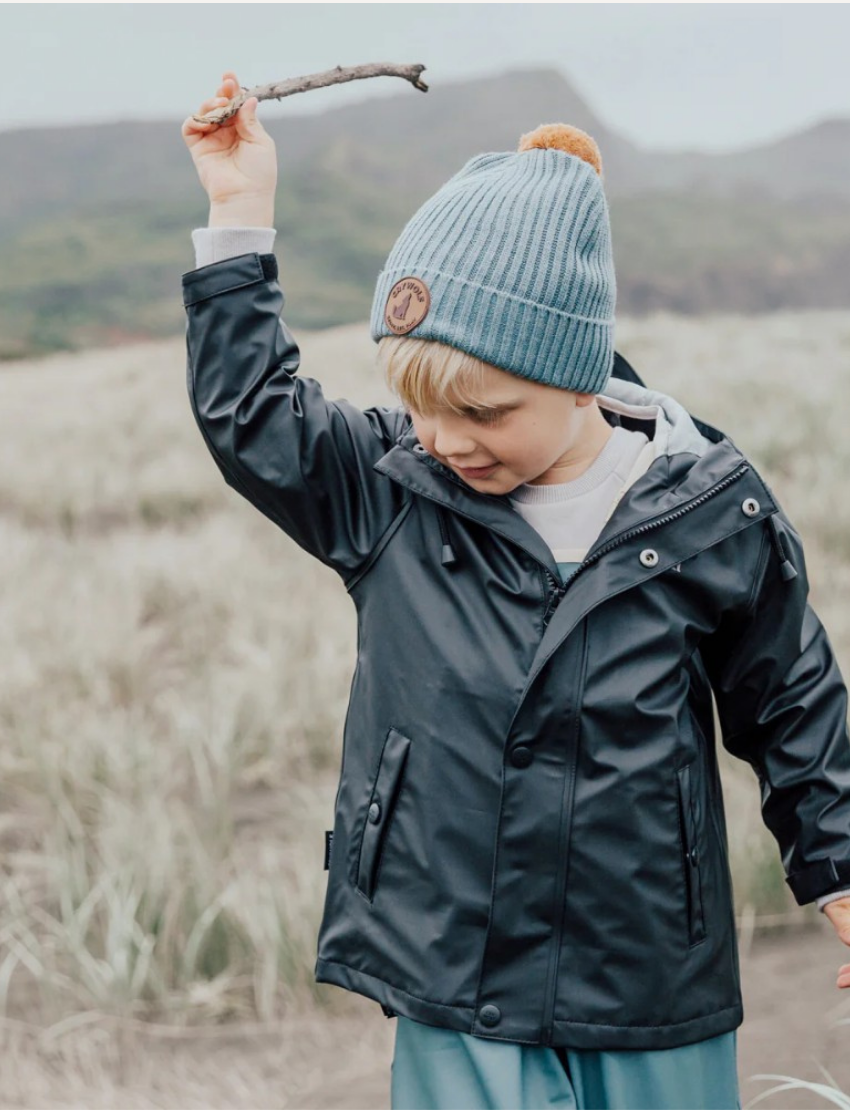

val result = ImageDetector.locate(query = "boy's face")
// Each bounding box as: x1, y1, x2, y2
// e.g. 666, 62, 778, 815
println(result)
407, 361, 601, 493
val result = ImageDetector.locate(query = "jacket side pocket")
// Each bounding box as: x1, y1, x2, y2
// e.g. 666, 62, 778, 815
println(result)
676, 761, 707, 945
688, 706, 729, 861
354, 726, 412, 901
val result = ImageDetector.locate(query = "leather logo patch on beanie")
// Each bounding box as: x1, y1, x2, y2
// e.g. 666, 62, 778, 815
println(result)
384, 277, 431, 335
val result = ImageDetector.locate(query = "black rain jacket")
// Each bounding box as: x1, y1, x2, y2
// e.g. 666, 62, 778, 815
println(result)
182, 252, 850, 1051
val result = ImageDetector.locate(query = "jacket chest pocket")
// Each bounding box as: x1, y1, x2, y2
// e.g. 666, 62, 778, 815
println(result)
676, 761, 707, 946
353, 726, 412, 901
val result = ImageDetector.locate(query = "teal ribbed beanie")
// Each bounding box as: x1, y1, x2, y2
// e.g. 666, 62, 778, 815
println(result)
369, 124, 616, 395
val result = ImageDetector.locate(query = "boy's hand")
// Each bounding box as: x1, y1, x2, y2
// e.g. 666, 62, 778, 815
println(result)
181, 71, 277, 220
822, 896, 850, 988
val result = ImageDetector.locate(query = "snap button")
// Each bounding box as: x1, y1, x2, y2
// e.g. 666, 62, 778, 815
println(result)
510, 746, 533, 768
479, 1004, 501, 1027
639, 548, 659, 568
742, 498, 760, 516
368, 802, 381, 824
413, 444, 427, 454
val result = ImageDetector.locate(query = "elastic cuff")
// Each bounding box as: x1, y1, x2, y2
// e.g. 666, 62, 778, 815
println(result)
817, 888, 850, 912
181, 252, 278, 307
786, 857, 850, 905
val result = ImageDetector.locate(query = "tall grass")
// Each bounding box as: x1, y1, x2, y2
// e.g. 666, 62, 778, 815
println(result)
746, 1070, 850, 1108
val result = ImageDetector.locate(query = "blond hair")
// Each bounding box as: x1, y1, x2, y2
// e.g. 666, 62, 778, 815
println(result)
376, 336, 506, 417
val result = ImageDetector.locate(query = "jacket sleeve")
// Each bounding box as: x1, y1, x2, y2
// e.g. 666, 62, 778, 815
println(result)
701, 506, 850, 906
182, 251, 409, 584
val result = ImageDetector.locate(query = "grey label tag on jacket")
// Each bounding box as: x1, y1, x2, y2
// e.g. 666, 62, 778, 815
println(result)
324, 830, 334, 871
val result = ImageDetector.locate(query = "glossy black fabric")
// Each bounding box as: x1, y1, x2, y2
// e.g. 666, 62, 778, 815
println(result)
182, 252, 850, 1051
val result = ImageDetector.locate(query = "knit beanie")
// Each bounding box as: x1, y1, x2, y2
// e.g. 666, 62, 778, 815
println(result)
369, 124, 616, 395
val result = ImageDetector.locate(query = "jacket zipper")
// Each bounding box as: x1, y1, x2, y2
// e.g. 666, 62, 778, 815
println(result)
539, 620, 586, 1043
677, 762, 707, 944
547, 463, 752, 612
537, 462, 750, 1035
542, 569, 569, 628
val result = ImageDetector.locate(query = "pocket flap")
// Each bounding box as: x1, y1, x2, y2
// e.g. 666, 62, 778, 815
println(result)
355, 726, 412, 898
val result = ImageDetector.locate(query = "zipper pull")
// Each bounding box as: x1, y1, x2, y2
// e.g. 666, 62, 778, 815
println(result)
551, 569, 569, 598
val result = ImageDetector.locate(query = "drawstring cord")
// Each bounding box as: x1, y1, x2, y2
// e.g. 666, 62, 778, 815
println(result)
412, 444, 458, 567
411, 445, 458, 566
437, 505, 458, 566
767, 513, 798, 582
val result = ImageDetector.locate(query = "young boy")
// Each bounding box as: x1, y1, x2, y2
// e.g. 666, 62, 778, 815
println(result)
182, 74, 850, 1109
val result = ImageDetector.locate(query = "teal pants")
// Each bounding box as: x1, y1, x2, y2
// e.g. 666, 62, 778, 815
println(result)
391, 1016, 741, 1110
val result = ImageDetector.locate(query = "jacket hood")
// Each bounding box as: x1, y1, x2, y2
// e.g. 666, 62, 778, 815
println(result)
594, 376, 713, 464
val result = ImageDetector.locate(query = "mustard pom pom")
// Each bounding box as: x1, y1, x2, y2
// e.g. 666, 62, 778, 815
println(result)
517, 124, 603, 176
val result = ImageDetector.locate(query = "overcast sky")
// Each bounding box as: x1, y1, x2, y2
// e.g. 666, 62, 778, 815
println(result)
3, 3, 848, 152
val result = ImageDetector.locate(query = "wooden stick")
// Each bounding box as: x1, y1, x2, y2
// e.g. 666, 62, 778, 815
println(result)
191, 62, 428, 124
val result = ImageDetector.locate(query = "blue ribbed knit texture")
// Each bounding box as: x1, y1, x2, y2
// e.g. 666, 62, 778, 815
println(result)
370, 147, 617, 394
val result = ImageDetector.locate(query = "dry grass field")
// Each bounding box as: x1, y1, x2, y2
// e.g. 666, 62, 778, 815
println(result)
2, 306, 850, 1106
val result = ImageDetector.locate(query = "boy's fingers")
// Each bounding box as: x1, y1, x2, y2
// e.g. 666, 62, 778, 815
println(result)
182, 100, 230, 141
182, 114, 216, 140
233, 98, 262, 138
181, 117, 205, 145
189, 95, 233, 128
218, 72, 239, 97
182, 76, 243, 142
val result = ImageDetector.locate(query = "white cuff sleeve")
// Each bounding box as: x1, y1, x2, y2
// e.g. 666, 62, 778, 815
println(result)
191, 227, 277, 270
816, 887, 850, 912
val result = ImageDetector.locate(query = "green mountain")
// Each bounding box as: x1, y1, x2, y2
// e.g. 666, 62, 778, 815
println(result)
2, 66, 849, 361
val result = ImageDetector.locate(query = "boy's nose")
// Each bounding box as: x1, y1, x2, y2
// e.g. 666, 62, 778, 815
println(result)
432, 426, 478, 460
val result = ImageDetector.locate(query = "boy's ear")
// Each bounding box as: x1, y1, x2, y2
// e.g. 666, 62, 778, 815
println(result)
574, 391, 598, 408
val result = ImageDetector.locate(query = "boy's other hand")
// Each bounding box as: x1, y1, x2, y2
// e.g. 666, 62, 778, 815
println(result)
822, 896, 850, 988
181, 71, 277, 219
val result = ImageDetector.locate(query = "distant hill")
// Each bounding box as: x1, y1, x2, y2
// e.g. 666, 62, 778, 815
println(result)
2, 66, 849, 361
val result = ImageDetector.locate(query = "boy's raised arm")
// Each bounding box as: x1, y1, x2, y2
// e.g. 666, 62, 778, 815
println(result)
182, 248, 408, 582
180, 73, 409, 583
702, 504, 850, 909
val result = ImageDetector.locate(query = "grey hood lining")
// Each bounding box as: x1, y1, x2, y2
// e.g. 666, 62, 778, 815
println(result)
596, 377, 711, 461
